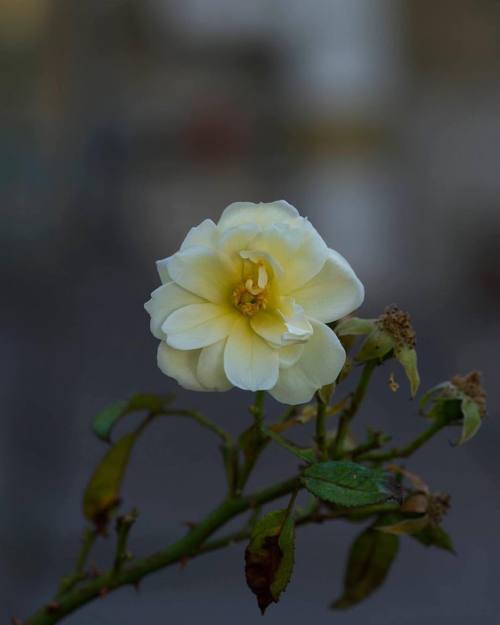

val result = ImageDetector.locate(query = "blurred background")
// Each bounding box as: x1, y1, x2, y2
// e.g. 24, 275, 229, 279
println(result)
2, 1, 500, 623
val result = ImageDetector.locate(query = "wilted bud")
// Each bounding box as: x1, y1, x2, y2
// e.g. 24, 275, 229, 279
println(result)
337, 306, 420, 397
420, 371, 487, 446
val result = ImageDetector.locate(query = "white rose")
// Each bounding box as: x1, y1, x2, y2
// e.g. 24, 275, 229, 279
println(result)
145, 201, 364, 405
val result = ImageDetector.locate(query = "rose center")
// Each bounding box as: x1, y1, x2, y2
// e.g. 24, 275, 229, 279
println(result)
232, 262, 269, 317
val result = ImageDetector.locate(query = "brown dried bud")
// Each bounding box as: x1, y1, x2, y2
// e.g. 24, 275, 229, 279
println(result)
451, 371, 487, 416
427, 492, 451, 527
378, 305, 416, 348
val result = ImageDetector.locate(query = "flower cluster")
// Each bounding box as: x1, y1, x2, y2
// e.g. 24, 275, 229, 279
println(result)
145, 201, 364, 404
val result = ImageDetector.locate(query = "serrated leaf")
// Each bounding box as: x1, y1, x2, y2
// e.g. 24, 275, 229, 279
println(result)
83, 431, 138, 531
302, 461, 394, 507
356, 328, 394, 362
332, 526, 399, 609
336, 317, 376, 336
92, 393, 173, 442
262, 426, 316, 464
395, 345, 420, 398
454, 396, 482, 446
376, 514, 429, 535
245, 510, 295, 614
411, 525, 455, 554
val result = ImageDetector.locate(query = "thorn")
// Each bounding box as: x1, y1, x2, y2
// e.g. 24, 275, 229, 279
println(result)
11, 617, 23, 625
249, 499, 258, 509
133, 580, 141, 593
45, 603, 60, 614
89, 563, 103, 578
179, 556, 189, 570
99, 587, 109, 598
183, 520, 198, 529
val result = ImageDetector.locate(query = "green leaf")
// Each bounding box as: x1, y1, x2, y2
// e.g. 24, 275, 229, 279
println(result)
336, 317, 376, 336
356, 328, 394, 362
92, 401, 129, 443
411, 525, 455, 554
375, 514, 429, 535
395, 345, 420, 398
455, 396, 482, 446
332, 526, 399, 609
83, 432, 138, 531
301, 461, 394, 507
92, 394, 173, 442
245, 509, 295, 614
261, 426, 316, 464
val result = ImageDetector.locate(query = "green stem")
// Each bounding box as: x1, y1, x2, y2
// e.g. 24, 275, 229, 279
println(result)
332, 361, 377, 459
113, 510, 138, 575
57, 528, 97, 597
163, 409, 233, 447
251, 391, 265, 428
24, 476, 300, 625
315, 396, 328, 460
359, 417, 448, 463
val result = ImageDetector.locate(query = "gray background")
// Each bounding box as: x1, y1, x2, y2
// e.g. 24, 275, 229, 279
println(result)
2, 1, 500, 623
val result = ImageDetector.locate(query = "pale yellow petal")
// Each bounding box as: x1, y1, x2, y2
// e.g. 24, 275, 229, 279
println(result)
197, 339, 232, 391
167, 247, 238, 303
145, 282, 205, 339
250, 310, 287, 346
180, 219, 217, 251
270, 320, 345, 405
224, 317, 279, 391
218, 200, 300, 231
250, 221, 328, 293
163, 303, 237, 350
291, 249, 364, 323
157, 343, 206, 392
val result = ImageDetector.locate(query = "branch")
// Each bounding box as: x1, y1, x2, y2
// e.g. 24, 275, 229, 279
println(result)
332, 361, 377, 458
24, 476, 300, 625
315, 396, 328, 461
163, 409, 233, 447
56, 528, 97, 598
358, 417, 448, 463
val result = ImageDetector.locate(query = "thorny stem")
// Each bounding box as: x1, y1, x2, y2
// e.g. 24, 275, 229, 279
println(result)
332, 361, 377, 459
358, 416, 448, 463
113, 510, 138, 575
56, 528, 97, 598
24, 370, 452, 624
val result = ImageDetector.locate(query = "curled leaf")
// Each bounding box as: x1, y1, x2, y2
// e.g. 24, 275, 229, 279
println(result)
395, 345, 420, 398
454, 396, 482, 446
92, 393, 173, 442
302, 461, 395, 507
332, 525, 399, 609
245, 510, 295, 614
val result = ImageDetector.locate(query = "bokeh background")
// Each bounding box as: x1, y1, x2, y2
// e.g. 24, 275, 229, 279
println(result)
2, 1, 500, 623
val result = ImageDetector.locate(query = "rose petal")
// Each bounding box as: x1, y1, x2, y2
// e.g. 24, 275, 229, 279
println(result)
224, 317, 279, 391
163, 303, 237, 350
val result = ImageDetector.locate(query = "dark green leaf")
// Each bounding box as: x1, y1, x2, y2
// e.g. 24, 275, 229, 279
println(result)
455, 396, 482, 446
395, 345, 420, 398
332, 526, 399, 609
262, 426, 316, 464
92, 394, 173, 442
245, 510, 295, 614
411, 525, 455, 554
302, 461, 394, 507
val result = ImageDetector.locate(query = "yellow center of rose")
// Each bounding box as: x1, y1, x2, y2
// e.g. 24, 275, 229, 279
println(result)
232, 262, 270, 317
